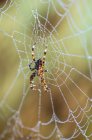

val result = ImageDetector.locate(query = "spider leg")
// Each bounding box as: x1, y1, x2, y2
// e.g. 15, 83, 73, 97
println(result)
30, 71, 36, 90
32, 44, 36, 62
44, 69, 48, 72
42, 47, 47, 68
40, 73, 49, 92
41, 47, 48, 92
29, 67, 35, 71
29, 63, 35, 71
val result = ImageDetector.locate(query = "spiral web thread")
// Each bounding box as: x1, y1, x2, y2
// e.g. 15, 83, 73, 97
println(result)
0, 0, 92, 140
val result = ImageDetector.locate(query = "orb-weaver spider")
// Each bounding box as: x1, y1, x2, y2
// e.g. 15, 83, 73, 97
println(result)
29, 44, 49, 92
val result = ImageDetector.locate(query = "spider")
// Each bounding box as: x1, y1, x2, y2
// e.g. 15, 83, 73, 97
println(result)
29, 44, 49, 92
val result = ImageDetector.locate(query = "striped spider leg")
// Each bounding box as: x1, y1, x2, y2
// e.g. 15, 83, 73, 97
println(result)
29, 44, 36, 90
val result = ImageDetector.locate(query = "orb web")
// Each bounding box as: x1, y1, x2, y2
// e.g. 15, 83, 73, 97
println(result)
0, 0, 92, 140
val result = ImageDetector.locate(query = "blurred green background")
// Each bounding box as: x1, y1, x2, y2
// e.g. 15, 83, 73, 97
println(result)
0, 0, 92, 140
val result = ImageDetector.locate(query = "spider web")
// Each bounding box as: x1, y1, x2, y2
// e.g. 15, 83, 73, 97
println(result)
0, 0, 92, 140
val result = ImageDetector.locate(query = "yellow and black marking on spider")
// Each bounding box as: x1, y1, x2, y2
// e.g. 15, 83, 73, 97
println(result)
29, 44, 49, 92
